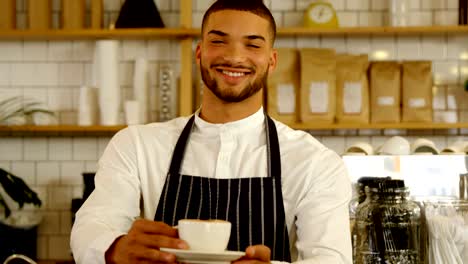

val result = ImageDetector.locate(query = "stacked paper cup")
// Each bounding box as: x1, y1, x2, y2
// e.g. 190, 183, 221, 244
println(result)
94, 40, 121, 125
132, 58, 149, 124
78, 86, 99, 126
389, 0, 410, 26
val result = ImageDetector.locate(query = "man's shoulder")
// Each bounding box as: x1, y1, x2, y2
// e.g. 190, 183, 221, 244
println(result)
112, 116, 192, 142
273, 119, 329, 154
131, 116, 190, 132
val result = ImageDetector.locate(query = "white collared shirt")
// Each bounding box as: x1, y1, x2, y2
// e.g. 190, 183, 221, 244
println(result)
70, 108, 353, 264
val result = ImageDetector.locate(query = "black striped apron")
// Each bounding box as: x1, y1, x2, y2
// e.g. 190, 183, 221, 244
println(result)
154, 115, 291, 262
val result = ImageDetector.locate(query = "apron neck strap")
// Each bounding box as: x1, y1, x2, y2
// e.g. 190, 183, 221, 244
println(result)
168, 115, 195, 175
168, 114, 281, 180
265, 115, 281, 179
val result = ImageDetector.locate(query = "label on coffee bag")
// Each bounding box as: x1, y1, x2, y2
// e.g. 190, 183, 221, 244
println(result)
343, 82, 362, 114
309, 82, 329, 113
409, 98, 426, 108
377, 96, 395, 106
277, 83, 295, 114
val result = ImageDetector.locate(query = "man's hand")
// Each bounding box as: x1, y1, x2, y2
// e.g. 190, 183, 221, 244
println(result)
105, 219, 188, 264
233, 245, 271, 264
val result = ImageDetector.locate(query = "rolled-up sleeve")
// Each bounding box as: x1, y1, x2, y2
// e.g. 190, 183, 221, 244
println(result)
70, 128, 141, 264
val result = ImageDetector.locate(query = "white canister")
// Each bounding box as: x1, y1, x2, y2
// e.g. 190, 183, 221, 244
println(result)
389, 0, 410, 26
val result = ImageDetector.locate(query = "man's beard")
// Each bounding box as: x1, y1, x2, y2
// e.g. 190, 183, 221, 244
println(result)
200, 59, 268, 103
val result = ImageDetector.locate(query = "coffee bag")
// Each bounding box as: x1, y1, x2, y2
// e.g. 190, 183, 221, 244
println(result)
370, 61, 401, 123
299, 48, 336, 124
336, 54, 370, 124
267, 48, 300, 124
402, 61, 433, 122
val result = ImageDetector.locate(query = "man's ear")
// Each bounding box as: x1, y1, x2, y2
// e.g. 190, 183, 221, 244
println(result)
268, 49, 278, 74
195, 41, 202, 65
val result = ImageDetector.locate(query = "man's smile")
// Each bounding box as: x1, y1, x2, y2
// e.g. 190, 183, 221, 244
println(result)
221, 70, 246, 77
213, 66, 253, 82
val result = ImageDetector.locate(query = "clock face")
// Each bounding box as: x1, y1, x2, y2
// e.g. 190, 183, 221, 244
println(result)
308, 4, 334, 24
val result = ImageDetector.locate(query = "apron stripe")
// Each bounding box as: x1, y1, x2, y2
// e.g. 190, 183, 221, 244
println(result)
261, 177, 265, 245
236, 179, 242, 251
197, 177, 203, 219
208, 178, 212, 219
172, 175, 183, 225
160, 173, 171, 221
248, 177, 252, 246
272, 178, 277, 260
226, 179, 231, 221
184, 176, 194, 219
216, 180, 219, 219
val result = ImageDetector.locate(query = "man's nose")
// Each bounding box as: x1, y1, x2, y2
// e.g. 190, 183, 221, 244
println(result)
222, 44, 246, 63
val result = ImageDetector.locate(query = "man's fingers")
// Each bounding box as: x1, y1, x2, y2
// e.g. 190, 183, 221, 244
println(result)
132, 219, 178, 237
245, 245, 270, 261
138, 234, 189, 250
140, 248, 177, 263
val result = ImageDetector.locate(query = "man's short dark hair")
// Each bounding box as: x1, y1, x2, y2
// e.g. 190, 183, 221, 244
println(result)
201, 0, 277, 44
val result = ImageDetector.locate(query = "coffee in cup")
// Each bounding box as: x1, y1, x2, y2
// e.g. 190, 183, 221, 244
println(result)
178, 219, 231, 252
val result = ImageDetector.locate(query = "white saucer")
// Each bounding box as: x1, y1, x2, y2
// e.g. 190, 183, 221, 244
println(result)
160, 248, 245, 264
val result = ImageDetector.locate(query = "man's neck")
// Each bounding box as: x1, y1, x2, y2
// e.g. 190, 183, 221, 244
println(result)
199, 90, 263, 124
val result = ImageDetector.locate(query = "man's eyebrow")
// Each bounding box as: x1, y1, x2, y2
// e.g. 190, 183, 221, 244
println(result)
207, 30, 266, 42
208, 30, 227, 36
245, 35, 266, 42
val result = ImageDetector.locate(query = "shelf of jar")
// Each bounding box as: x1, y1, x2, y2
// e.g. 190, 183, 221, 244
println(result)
1, 25, 468, 40
0, 122, 467, 136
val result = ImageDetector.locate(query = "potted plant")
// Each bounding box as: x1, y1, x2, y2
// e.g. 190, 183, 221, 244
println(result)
0, 165, 43, 262
0, 96, 55, 125
0, 168, 42, 219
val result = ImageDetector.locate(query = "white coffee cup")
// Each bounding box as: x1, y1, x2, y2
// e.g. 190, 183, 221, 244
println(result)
178, 219, 231, 252
378, 136, 410, 155
441, 141, 468, 154
344, 142, 374, 156
410, 138, 439, 155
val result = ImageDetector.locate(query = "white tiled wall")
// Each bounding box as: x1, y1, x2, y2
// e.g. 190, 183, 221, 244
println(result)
1, 0, 468, 261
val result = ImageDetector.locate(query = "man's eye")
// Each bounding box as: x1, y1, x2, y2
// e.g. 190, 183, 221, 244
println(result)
211, 40, 224, 44
247, 44, 260, 48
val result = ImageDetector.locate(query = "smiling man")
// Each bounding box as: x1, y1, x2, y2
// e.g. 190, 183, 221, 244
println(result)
70, 1, 353, 263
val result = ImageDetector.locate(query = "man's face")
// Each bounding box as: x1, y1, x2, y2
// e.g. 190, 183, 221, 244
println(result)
196, 10, 277, 103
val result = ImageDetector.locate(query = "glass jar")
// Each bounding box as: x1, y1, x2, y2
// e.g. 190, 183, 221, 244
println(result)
350, 177, 391, 262
355, 179, 421, 264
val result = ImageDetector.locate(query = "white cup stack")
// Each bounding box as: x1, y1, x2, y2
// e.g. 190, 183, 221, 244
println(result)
78, 86, 99, 126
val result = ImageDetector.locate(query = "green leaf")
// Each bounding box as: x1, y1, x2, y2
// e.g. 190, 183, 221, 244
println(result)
0, 168, 42, 215
0, 96, 55, 125
0, 194, 11, 218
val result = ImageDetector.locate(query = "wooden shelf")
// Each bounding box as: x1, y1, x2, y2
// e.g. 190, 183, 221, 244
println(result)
0, 123, 467, 136
1, 25, 468, 40
0, 28, 199, 40
277, 25, 468, 36
288, 122, 468, 130
0, 125, 126, 136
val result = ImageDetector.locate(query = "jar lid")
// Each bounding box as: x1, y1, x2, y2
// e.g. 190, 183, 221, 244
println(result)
376, 179, 407, 193
357, 176, 391, 190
